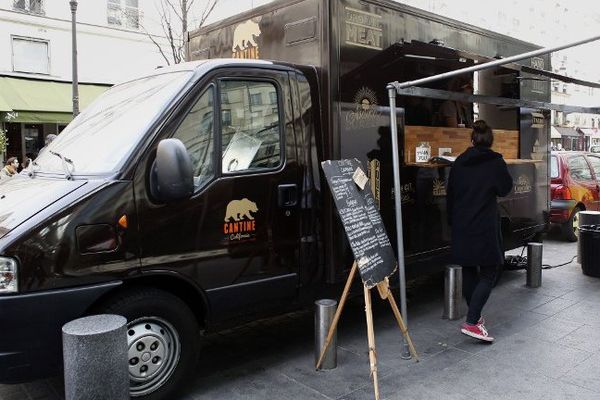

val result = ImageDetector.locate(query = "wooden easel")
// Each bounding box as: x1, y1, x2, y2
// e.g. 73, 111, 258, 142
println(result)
315, 261, 419, 400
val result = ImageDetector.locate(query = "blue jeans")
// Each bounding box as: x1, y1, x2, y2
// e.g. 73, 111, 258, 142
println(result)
462, 265, 497, 325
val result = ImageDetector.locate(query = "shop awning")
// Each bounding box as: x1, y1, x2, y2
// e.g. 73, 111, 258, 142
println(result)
581, 128, 600, 138
554, 126, 580, 138
551, 126, 562, 139
0, 76, 109, 123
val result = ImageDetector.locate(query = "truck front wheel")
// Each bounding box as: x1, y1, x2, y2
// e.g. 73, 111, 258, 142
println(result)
94, 287, 200, 399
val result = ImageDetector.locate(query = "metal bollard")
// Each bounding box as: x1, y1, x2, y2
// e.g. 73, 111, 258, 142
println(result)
578, 211, 600, 263
63, 314, 129, 400
526, 242, 543, 288
443, 265, 463, 320
315, 299, 337, 369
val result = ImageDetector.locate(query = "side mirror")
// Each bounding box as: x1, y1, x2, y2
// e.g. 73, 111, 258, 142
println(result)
151, 138, 194, 202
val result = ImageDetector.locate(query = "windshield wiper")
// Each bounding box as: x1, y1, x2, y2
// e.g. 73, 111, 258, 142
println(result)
49, 151, 75, 179
27, 160, 41, 178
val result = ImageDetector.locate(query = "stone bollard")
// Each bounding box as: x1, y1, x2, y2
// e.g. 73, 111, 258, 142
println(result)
443, 265, 463, 320
315, 299, 337, 369
62, 314, 129, 400
526, 243, 543, 288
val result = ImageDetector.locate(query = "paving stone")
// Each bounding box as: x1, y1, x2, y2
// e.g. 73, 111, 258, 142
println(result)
267, 346, 389, 399
477, 333, 590, 379
559, 324, 600, 353
518, 316, 585, 343
560, 352, 600, 393
531, 297, 579, 316
554, 300, 600, 326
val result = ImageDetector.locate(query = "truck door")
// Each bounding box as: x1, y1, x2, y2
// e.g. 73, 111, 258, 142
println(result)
134, 68, 302, 321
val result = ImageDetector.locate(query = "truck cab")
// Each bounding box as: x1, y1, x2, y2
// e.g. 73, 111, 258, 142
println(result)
0, 59, 322, 399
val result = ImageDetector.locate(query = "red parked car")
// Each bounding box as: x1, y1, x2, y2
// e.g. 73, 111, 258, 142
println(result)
551, 151, 600, 241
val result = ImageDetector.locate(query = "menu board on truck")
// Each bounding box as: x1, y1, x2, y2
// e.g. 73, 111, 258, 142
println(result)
321, 158, 397, 288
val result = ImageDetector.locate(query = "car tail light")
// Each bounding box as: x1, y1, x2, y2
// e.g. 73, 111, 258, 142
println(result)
554, 185, 572, 200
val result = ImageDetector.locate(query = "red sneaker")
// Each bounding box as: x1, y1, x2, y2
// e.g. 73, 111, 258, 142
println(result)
461, 322, 494, 342
478, 316, 485, 325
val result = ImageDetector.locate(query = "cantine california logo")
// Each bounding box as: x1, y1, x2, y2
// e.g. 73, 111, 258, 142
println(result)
345, 87, 380, 129
232, 18, 261, 59
223, 198, 258, 241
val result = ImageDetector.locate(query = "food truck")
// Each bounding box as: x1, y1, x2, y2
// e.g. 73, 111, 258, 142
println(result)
6, 0, 595, 398
187, 0, 551, 277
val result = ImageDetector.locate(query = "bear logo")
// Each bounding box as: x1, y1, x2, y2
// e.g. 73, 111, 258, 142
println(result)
224, 198, 258, 222
232, 19, 261, 58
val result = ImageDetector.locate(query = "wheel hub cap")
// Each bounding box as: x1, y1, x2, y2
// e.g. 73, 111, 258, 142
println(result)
127, 318, 181, 397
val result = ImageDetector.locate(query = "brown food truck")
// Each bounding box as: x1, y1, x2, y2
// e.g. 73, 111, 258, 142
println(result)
1, 0, 554, 398
188, 0, 550, 276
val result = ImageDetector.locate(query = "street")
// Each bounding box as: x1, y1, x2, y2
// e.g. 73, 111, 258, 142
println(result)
3, 232, 600, 399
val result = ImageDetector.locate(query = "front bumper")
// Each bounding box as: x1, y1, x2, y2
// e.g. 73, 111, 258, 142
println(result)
550, 199, 578, 224
0, 281, 121, 384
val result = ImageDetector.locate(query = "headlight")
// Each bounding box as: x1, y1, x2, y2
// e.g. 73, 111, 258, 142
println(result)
0, 257, 18, 294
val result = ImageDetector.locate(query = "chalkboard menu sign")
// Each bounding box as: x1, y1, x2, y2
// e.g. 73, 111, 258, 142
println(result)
322, 159, 397, 288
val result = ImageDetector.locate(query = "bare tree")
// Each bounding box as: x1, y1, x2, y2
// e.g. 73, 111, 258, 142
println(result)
144, 0, 219, 65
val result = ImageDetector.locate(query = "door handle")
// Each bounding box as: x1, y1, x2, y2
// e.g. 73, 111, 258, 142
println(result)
278, 184, 298, 207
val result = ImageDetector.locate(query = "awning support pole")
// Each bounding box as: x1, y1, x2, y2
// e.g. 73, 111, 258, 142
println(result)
387, 85, 410, 359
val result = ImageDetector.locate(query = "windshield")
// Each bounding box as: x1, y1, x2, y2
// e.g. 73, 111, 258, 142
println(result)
34, 71, 192, 175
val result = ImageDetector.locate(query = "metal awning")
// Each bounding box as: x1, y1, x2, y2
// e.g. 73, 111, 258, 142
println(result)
554, 126, 580, 138
581, 128, 600, 137
0, 76, 109, 123
551, 127, 562, 139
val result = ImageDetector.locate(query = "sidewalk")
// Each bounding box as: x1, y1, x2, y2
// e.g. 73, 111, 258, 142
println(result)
3, 235, 598, 400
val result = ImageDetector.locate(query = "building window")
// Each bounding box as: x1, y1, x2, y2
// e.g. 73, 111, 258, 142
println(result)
107, 0, 140, 29
269, 91, 277, 105
221, 91, 229, 104
222, 109, 232, 126
13, 0, 44, 14
12, 36, 49, 75
250, 93, 263, 106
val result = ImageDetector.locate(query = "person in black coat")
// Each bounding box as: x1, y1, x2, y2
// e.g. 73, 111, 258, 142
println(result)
446, 120, 513, 342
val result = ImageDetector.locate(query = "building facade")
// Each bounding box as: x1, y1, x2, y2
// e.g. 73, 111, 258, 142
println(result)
0, 0, 192, 161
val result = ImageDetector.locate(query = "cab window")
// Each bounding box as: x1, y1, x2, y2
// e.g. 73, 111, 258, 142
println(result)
586, 155, 600, 179
219, 80, 282, 173
172, 87, 215, 190
567, 156, 592, 181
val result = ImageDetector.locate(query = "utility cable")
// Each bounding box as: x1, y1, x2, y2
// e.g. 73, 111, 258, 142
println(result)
542, 255, 577, 269
506, 245, 577, 270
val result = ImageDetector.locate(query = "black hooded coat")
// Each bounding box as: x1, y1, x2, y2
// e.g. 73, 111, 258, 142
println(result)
446, 146, 513, 266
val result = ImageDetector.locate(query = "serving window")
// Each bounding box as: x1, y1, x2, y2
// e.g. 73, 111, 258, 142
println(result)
395, 43, 522, 165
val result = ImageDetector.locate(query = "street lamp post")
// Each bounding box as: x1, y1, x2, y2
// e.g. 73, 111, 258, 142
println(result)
70, 0, 79, 117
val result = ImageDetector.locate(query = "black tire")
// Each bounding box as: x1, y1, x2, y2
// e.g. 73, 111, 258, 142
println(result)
94, 287, 200, 400
562, 207, 581, 242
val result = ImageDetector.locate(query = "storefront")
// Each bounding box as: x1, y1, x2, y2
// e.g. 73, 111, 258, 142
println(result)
581, 128, 600, 149
550, 126, 562, 149
553, 126, 582, 150
0, 76, 109, 162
